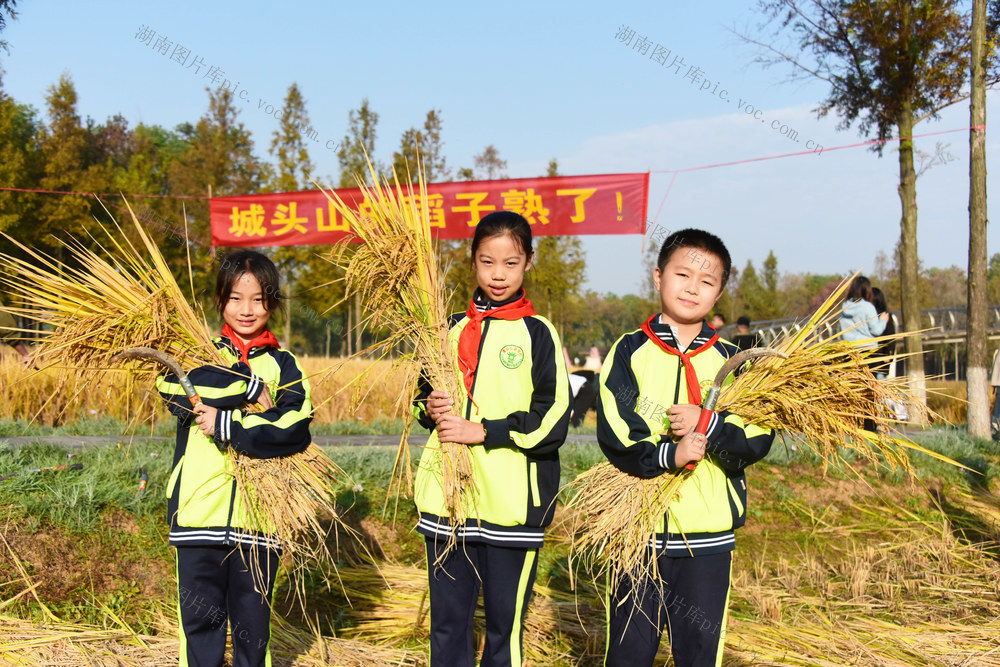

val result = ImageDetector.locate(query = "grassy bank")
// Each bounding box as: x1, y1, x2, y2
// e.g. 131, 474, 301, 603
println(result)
0, 426, 998, 665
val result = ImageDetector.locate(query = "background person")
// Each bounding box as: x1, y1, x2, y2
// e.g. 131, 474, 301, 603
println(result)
839, 275, 888, 345
733, 315, 762, 351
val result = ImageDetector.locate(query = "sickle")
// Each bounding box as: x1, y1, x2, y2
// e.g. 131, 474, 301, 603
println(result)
111, 346, 202, 407
686, 346, 788, 470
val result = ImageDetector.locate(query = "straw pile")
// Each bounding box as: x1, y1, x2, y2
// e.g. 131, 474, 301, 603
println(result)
563, 275, 956, 592
0, 203, 350, 594
319, 157, 474, 536
335, 561, 604, 663
0, 609, 426, 666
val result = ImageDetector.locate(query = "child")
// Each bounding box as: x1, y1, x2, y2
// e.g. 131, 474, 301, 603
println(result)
157, 250, 313, 667
598, 229, 774, 667
413, 211, 571, 667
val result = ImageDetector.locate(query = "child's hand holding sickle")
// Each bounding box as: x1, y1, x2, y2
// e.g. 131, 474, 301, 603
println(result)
668, 347, 787, 470
111, 346, 272, 442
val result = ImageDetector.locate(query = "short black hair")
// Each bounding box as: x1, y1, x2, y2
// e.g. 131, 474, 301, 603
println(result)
214, 250, 283, 317
737, 315, 751, 326
712, 313, 726, 323
847, 275, 873, 303
471, 211, 533, 260
657, 228, 732, 288
871, 286, 887, 314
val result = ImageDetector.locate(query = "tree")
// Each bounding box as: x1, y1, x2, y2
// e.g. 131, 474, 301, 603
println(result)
337, 99, 381, 355
169, 87, 268, 309
762, 250, 781, 318
0, 0, 17, 56
269, 83, 318, 349
337, 98, 378, 188
37, 74, 90, 246
987, 253, 1000, 304
457, 144, 507, 182
390, 109, 451, 184
270, 83, 314, 193
0, 80, 42, 243
968, 0, 991, 436
473, 145, 507, 180
421, 109, 450, 182
744, 0, 992, 419
738, 260, 768, 321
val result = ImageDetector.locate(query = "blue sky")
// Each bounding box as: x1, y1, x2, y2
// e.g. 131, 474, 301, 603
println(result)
3, 0, 998, 295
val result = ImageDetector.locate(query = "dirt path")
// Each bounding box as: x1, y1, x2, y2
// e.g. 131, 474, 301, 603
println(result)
0, 434, 599, 449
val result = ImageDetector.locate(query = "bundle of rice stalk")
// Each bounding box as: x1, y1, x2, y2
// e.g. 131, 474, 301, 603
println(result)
318, 157, 473, 536
563, 274, 961, 592
0, 203, 352, 599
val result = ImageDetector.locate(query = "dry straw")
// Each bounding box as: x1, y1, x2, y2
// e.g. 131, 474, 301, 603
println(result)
318, 156, 474, 545
0, 202, 351, 601
564, 274, 960, 594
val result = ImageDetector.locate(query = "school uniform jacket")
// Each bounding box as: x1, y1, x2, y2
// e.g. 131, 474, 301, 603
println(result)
156, 337, 313, 550
413, 293, 571, 549
598, 318, 774, 557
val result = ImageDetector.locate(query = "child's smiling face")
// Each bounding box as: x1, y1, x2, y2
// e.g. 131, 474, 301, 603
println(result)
474, 232, 534, 302
654, 245, 724, 327
223, 272, 270, 343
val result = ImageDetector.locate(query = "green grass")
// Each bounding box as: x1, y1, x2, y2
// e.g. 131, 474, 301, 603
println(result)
1, 424, 997, 656
0, 438, 172, 528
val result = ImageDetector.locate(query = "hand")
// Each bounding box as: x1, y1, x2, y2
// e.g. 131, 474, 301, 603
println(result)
668, 404, 703, 438
436, 414, 485, 445
256, 388, 274, 411
674, 431, 708, 469
193, 403, 218, 437
426, 390, 453, 423
879, 311, 889, 322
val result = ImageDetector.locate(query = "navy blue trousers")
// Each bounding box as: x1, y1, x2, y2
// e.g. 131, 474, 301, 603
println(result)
175, 545, 279, 667
605, 551, 732, 667
426, 538, 539, 667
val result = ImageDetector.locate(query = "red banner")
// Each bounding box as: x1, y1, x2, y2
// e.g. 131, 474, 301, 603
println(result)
210, 172, 648, 247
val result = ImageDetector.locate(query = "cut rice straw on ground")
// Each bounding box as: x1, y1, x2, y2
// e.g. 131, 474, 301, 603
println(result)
318, 155, 474, 551
563, 274, 964, 596
0, 604, 425, 667
0, 201, 353, 604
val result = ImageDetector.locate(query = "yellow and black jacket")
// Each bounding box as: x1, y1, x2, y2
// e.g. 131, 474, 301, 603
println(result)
598, 318, 773, 557
413, 290, 571, 549
156, 337, 312, 550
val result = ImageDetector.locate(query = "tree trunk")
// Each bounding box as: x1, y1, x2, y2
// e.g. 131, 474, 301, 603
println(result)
897, 106, 928, 422
967, 0, 990, 437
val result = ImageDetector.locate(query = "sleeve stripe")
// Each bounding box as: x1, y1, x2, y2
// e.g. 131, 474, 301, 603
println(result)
246, 373, 259, 400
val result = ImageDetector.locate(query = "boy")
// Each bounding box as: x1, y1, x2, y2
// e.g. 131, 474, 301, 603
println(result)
598, 229, 774, 667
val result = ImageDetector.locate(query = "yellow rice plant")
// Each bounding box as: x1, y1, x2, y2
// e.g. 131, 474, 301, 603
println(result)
303, 356, 409, 423
318, 157, 474, 541
563, 275, 961, 596
0, 353, 407, 427
335, 561, 603, 665
0, 203, 352, 601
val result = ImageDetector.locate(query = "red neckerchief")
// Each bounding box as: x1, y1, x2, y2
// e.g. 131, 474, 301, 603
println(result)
457, 290, 536, 393
639, 314, 718, 404
222, 323, 280, 363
